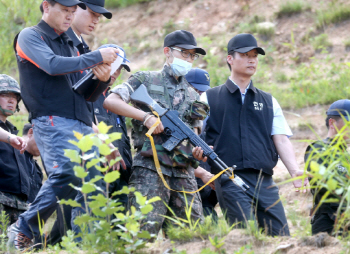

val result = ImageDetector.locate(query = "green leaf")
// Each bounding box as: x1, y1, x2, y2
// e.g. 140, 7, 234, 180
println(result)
81, 152, 96, 161
126, 221, 140, 234
335, 188, 344, 195
89, 175, 104, 184
134, 192, 147, 206
78, 136, 94, 153
81, 183, 96, 194
97, 121, 111, 134
92, 208, 106, 217
116, 213, 125, 220
105, 132, 122, 144
137, 230, 151, 239
327, 178, 338, 191
90, 193, 108, 203
147, 196, 161, 204
109, 157, 122, 167
99, 143, 111, 156
95, 165, 109, 173
73, 166, 88, 178
140, 204, 153, 215
104, 170, 120, 183
73, 131, 83, 140
58, 199, 81, 208
64, 149, 81, 164
112, 186, 134, 196
74, 214, 97, 225
68, 140, 79, 147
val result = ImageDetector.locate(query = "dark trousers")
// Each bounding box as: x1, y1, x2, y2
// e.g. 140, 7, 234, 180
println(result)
215, 169, 290, 236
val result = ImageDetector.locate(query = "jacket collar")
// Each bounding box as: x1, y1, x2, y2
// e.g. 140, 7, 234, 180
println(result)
0, 119, 18, 135
37, 20, 74, 47
65, 27, 90, 50
225, 78, 257, 94
162, 64, 184, 83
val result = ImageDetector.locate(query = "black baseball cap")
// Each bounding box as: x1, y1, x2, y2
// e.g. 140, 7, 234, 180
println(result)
81, 0, 112, 19
54, 0, 86, 9
227, 33, 265, 55
164, 30, 206, 55
327, 99, 350, 120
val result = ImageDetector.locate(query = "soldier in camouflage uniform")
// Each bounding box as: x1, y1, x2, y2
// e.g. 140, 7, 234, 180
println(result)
0, 75, 30, 231
104, 30, 212, 236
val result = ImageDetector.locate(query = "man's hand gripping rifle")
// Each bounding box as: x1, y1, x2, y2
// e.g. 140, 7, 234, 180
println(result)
130, 84, 249, 192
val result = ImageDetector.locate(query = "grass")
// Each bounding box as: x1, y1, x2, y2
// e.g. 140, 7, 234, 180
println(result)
311, 33, 332, 51
276, 0, 310, 18
316, 4, 350, 28
0, 0, 41, 77
105, 0, 154, 8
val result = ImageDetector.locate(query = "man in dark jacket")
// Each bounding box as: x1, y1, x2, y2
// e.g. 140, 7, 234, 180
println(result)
305, 99, 350, 235
0, 75, 29, 226
193, 34, 308, 236
10, 0, 119, 250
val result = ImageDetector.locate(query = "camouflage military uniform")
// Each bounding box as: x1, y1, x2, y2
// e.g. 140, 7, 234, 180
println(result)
111, 64, 204, 235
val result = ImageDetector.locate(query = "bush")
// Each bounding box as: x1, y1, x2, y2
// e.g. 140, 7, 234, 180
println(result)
311, 33, 332, 51
316, 4, 350, 28
0, 0, 41, 76
276, 0, 310, 18
105, 0, 154, 8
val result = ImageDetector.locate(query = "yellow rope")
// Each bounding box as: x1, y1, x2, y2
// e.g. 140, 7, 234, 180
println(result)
146, 111, 234, 193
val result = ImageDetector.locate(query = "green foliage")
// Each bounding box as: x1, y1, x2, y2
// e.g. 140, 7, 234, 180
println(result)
304, 121, 350, 237
105, 0, 154, 8
311, 34, 332, 51
0, 211, 9, 253
276, 0, 310, 18
209, 235, 226, 253
286, 200, 311, 237
0, 0, 41, 76
57, 122, 158, 253
316, 4, 350, 28
233, 244, 254, 254
244, 220, 267, 242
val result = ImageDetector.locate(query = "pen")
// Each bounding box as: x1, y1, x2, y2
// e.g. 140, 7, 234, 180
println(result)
116, 117, 121, 127
116, 53, 130, 63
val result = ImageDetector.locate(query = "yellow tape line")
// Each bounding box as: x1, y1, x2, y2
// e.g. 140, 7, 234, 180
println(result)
146, 111, 234, 194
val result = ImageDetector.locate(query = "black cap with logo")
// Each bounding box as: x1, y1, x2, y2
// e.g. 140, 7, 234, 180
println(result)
164, 30, 206, 55
227, 33, 265, 55
54, 0, 86, 9
81, 0, 112, 19
327, 99, 350, 120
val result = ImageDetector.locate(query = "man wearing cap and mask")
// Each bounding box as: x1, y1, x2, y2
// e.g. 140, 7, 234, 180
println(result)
305, 99, 350, 235
104, 30, 213, 236
0, 75, 30, 228
193, 33, 308, 236
10, 0, 120, 250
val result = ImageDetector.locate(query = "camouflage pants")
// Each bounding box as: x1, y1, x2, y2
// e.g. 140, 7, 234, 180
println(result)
128, 166, 203, 236
0, 204, 26, 235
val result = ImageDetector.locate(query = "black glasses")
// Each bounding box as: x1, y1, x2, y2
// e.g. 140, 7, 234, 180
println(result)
171, 47, 199, 60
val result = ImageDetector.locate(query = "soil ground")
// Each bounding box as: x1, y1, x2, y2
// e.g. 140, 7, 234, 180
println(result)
31, 0, 350, 253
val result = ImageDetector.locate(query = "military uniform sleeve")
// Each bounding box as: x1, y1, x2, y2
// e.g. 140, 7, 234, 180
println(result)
16, 28, 103, 76
110, 72, 146, 103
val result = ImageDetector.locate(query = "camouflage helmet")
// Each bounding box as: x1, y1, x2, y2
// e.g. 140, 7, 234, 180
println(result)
0, 74, 21, 114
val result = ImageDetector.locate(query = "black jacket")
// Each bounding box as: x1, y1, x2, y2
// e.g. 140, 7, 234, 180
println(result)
14, 20, 104, 126
0, 121, 30, 199
23, 151, 43, 203
205, 79, 278, 175
93, 92, 132, 183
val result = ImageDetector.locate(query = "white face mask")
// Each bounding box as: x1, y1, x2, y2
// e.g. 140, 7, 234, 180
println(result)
170, 55, 192, 77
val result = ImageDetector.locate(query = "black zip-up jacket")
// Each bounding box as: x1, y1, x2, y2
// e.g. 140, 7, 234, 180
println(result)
205, 79, 278, 175
0, 121, 29, 198
23, 151, 43, 203
14, 20, 106, 126
93, 92, 132, 182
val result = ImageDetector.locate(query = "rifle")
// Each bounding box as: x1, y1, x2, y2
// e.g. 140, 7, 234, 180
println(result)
130, 84, 249, 192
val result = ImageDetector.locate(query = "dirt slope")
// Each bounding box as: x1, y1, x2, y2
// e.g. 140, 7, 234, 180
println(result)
82, 0, 349, 253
